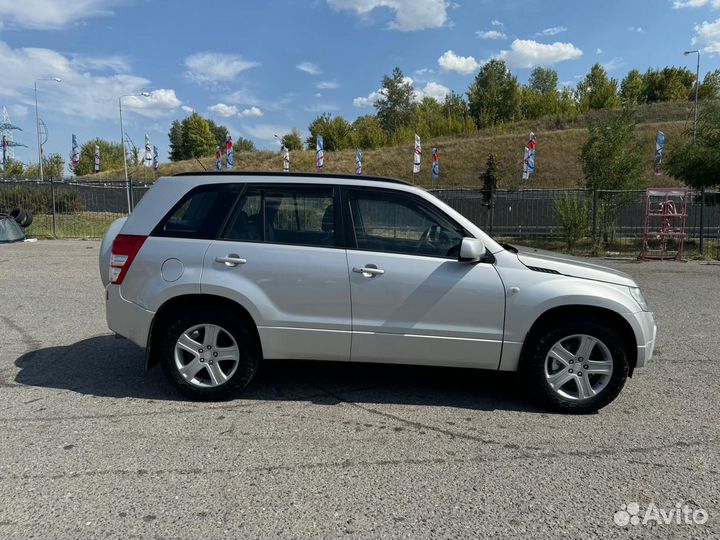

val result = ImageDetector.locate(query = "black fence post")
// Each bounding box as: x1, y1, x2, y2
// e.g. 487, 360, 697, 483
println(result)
591, 189, 598, 244
488, 185, 495, 236
49, 177, 57, 238
699, 187, 705, 256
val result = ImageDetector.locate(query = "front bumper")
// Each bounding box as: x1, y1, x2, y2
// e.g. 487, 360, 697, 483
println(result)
106, 284, 155, 349
627, 310, 656, 368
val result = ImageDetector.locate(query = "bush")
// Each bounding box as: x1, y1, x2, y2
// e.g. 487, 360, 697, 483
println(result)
554, 194, 590, 250
0, 185, 85, 214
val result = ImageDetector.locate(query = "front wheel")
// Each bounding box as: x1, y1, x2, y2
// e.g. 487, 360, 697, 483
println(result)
522, 318, 629, 413
160, 308, 259, 401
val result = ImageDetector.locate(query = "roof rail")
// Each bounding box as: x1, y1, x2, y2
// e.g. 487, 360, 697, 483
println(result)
172, 170, 411, 186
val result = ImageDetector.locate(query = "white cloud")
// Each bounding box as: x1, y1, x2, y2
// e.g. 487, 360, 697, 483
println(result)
0, 40, 182, 119
316, 80, 339, 89
353, 88, 386, 107
305, 103, 341, 112
602, 57, 625, 72
326, 0, 449, 31
693, 18, 720, 52
627, 26, 644, 33
491, 19, 503, 27
673, 0, 720, 8
181, 105, 194, 113
497, 39, 583, 68
538, 26, 568, 36
596, 48, 603, 54
476, 30, 506, 40
224, 88, 259, 105
72, 54, 130, 73
438, 50, 481, 74
0, 0, 117, 29
208, 103, 239, 117
416, 82, 450, 101
6, 104, 28, 118
297, 62, 321, 75
239, 106, 264, 117
184, 53, 260, 84
241, 123, 293, 143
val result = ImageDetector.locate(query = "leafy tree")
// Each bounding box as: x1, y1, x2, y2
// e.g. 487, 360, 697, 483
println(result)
73, 138, 124, 176
234, 136, 256, 152
643, 67, 694, 102
44, 153, 65, 179
577, 64, 619, 111
375, 67, 416, 133
305, 113, 353, 151
620, 69, 646, 106
351, 115, 385, 149
554, 194, 590, 250
2, 159, 25, 178
698, 69, 720, 101
528, 67, 559, 95
167, 113, 226, 161
480, 153, 499, 203
467, 59, 520, 127
281, 129, 304, 151
665, 103, 720, 190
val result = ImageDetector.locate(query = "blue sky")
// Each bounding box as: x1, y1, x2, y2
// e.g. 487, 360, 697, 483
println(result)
2, 0, 720, 173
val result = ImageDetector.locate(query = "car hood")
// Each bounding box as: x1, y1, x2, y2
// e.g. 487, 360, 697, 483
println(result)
513, 246, 637, 287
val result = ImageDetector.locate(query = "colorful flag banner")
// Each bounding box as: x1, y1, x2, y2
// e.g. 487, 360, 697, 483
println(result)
215, 146, 222, 172
356, 149, 362, 175
70, 134, 80, 172
316, 135, 324, 171
94, 144, 100, 172
413, 134, 421, 174
522, 131, 537, 181
432, 147, 439, 180
226, 135, 234, 170
654, 131, 665, 176
152, 145, 159, 171
282, 146, 290, 172
144, 134, 152, 168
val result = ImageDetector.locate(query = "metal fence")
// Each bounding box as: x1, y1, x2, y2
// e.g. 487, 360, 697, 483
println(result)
1, 179, 718, 256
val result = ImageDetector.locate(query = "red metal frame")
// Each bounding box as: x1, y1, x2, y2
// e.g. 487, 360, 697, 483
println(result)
640, 188, 688, 261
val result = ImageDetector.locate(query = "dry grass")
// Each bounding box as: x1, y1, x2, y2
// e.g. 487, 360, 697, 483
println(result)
82, 101, 698, 189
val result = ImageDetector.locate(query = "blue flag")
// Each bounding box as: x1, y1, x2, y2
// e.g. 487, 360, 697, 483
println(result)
316, 135, 324, 171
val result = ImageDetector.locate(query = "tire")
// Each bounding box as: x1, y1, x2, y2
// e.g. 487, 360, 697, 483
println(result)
160, 307, 260, 401
19, 209, 33, 228
9, 208, 26, 226
521, 317, 629, 414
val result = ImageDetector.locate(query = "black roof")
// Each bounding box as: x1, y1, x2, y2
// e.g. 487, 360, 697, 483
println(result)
172, 170, 411, 186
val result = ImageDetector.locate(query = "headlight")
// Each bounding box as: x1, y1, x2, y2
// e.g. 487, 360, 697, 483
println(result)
629, 287, 649, 311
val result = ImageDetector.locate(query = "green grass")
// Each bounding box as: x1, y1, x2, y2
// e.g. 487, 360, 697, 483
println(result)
25, 212, 124, 239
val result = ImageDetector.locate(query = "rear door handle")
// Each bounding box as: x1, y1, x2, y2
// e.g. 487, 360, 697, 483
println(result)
352, 266, 385, 277
215, 254, 247, 267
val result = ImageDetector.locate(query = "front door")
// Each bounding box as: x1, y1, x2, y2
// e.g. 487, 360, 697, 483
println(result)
344, 187, 506, 370
202, 184, 352, 362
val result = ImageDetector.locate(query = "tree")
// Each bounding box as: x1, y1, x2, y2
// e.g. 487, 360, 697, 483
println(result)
235, 136, 256, 152
480, 153, 499, 203
167, 113, 226, 161
698, 69, 720, 101
620, 69, 646, 106
528, 67, 559, 95
281, 129, 304, 151
467, 59, 520, 127
375, 67, 416, 134
665, 103, 720, 190
643, 67, 694, 102
305, 113, 353, 151
581, 110, 645, 243
73, 138, 124, 176
576, 64, 619, 110
2, 159, 25, 178
44, 153, 65, 179
351, 115, 385, 149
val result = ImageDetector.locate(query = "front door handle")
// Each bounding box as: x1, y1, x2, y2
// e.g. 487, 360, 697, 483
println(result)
215, 254, 247, 267
352, 266, 385, 278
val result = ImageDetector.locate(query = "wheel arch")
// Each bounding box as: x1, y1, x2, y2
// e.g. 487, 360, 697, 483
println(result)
145, 294, 262, 370
519, 305, 638, 376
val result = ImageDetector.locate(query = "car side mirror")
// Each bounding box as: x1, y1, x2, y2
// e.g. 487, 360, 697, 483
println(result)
458, 237, 486, 263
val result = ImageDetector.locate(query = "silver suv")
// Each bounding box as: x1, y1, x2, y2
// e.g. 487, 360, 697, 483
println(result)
100, 173, 656, 413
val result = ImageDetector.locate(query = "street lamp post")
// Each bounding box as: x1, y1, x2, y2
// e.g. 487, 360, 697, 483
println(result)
119, 92, 150, 213
34, 77, 62, 182
684, 49, 703, 255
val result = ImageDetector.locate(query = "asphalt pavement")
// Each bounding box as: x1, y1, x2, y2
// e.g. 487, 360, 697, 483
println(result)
0, 240, 718, 540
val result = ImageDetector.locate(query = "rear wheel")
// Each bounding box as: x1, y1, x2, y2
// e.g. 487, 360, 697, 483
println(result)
160, 307, 259, 400
522, 318, 629, 413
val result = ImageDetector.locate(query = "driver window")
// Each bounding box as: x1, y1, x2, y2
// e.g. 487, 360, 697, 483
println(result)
349, 190, 463, 258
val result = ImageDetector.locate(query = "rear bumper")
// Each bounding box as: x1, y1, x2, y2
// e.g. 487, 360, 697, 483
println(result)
106, 284, 155, 349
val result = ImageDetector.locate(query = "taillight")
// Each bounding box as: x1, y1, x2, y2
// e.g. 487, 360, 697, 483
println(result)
109, 234, 147, 284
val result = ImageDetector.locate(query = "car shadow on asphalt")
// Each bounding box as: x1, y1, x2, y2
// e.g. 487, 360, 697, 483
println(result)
14, 335, 545, 413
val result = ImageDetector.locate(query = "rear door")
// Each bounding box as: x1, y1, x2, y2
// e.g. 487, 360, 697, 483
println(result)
202, 184, 352, 362
344, 187, 506, 369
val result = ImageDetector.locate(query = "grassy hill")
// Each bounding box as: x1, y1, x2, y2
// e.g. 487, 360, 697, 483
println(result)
86, 101, 698, 189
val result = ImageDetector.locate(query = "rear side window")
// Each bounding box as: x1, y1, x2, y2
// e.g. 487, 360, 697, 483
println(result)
223, 185, 337, 247
153, 184, 241, 239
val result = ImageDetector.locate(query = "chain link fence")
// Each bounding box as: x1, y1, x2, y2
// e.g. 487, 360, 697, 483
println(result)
1, 179, 718, 257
